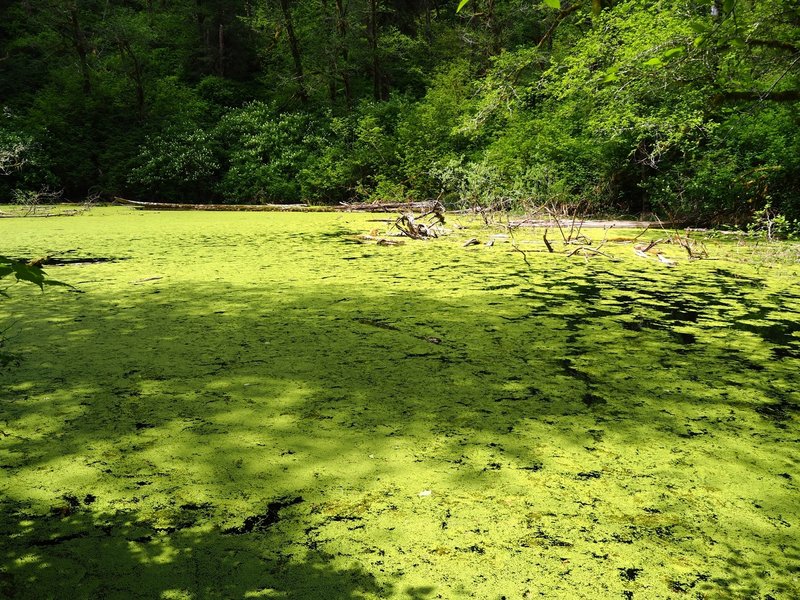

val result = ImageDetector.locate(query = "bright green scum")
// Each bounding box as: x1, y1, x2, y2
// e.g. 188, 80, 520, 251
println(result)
1, 208, 798, 599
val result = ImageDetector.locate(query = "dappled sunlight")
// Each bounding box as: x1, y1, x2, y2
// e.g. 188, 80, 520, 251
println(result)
1, 209, 799, 597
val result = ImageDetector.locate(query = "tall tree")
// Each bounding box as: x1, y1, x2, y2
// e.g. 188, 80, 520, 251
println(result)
367, 0, 383, 100
278, 0, 309, 103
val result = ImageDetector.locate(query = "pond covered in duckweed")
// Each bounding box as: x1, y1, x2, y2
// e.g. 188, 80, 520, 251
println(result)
1, 207, 799, 599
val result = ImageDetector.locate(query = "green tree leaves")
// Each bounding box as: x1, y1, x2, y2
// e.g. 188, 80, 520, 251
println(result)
0, 256, 69, 292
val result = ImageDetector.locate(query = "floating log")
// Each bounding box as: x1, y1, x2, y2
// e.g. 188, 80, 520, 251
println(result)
338, 200, 439, 212
114, 197, 438, 213
114, 198, 334, 212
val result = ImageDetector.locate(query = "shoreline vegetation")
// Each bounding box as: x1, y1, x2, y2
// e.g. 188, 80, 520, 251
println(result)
1, 1, 798, 229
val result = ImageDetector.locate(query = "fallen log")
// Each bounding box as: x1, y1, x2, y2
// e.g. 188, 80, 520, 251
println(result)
339, 200, 439, 212
115, 197, 439, 213
393, 210, 447, 239
115, 198, 335, 212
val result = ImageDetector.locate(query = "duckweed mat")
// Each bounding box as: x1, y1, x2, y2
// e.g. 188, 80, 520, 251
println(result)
1, 208, 799, 599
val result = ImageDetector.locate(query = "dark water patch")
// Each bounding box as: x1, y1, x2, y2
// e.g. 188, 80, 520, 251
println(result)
522, 527, 573, 548
456, 544, 486, 554
518, 463, 543, 472
668, 572, 710, 594
619, 567, 642, 582
180, 502, 213, 512
224, 496, 304, 534
677, 428, 708, 439
328, 514, 363, 523
341, 254, 375, 261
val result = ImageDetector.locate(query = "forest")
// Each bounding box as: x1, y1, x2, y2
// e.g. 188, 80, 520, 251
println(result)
1, 0, 799, 227
2, 2, 800, 598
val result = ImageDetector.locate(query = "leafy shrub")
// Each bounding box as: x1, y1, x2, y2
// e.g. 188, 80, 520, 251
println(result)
128, 126, 219, 201
214, 102, 321, 203
643, 107, 800, 223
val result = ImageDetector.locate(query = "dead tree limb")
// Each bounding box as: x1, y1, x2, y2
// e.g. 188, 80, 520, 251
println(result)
512, 244, 532, 269
543, 229, 554, 253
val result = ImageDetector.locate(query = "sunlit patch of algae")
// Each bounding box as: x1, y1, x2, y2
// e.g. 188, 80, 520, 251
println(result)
1, 207, 798, 599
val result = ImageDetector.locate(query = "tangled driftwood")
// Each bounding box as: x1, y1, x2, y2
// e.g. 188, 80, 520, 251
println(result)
393, 204, 447, 239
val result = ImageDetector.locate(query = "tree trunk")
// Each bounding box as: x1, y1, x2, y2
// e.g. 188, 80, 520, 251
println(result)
68, 8, 91, 94
485, 0, 501, 56
118, 38, 146, 119
368, 0, 382, 101
278, 0, 308, 104
423, 0, 432, 45
334, 0, 353, 109
218, 23, 225, 76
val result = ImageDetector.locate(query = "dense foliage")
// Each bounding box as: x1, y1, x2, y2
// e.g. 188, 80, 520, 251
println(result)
1, 0, 798, 223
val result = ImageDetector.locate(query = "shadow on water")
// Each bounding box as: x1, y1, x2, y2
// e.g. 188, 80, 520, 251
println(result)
1, 263, 799, 598
547, 269, 800, 359
0, 503, 387, 599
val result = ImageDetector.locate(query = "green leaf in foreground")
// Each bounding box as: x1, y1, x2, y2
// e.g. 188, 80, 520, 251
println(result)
0, 256, 74, 292
11, 262, 45, 289
543, 0, 561, 8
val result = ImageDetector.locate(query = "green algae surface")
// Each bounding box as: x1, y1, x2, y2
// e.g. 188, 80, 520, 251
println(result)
1, 208, 799, 599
